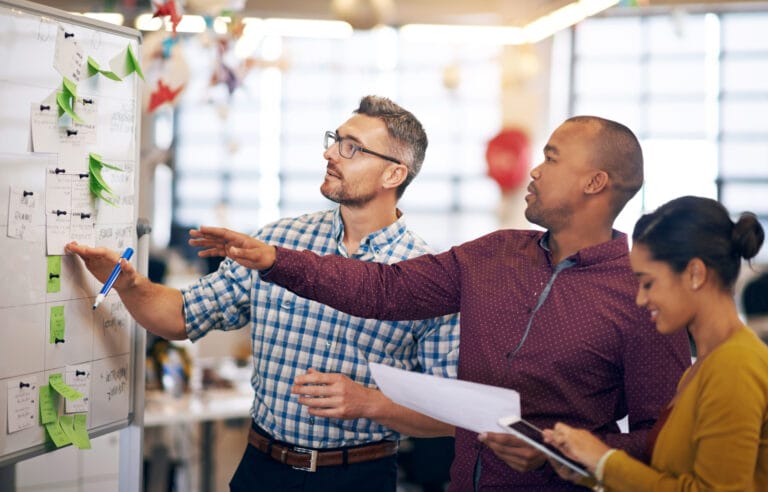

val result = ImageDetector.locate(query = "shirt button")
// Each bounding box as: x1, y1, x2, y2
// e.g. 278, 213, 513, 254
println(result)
326, 341, 331, 349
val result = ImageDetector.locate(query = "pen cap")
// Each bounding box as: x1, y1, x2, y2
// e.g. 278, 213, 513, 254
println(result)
122, 247, 134, 260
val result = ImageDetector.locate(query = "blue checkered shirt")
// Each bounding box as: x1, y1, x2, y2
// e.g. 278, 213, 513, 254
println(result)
181, 208, 460, 448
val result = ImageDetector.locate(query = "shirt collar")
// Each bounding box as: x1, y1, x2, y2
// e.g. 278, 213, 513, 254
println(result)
539, 229, 629, 267
332, 207, 408, 257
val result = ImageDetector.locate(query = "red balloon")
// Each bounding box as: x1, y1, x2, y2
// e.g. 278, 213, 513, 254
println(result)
486, 128, 530, 192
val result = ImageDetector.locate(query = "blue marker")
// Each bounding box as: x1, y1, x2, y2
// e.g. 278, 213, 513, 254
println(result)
93, 247, 133, 309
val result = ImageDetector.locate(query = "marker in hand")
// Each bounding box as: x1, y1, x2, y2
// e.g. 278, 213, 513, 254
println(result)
93, 247, 133, 310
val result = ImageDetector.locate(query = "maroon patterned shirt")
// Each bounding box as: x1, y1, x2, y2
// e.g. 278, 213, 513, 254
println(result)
262, 229, 691, 491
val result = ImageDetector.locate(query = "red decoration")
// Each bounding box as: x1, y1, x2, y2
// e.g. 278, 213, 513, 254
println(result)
485, 128, 531, 192
152, 0, 182, 35
148, 79, 185, 112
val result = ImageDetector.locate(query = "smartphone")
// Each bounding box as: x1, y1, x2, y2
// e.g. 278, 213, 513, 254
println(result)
497, 416, 591, 478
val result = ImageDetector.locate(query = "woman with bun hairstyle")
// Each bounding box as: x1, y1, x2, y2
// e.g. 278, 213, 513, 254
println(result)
543, 195, 767, 491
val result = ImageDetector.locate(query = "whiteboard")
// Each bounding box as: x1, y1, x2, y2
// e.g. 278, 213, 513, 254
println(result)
0, 0, 144, 467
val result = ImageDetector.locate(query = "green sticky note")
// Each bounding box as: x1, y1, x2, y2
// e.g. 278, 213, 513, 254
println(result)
62, 77, 77, 99
72, 414, 91, 449
88, 152, 122, 205
55, 91, 84, 124
45, 421, 71, 447
47, 255, 62, 293
59, 415, 78, 443
50, 306, 65, 344
49, 373, 83, 401
87, 56, 122, 81
39, 385, 58, 425
127, 44, 144, 81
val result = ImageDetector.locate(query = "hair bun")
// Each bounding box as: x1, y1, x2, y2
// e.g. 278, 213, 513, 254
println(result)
732, 212, 765, 260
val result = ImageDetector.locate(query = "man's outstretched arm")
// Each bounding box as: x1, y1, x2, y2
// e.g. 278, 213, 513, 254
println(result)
65, 242, 187, 340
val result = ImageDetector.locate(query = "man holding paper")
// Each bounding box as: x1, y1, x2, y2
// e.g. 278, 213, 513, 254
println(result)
191, 116, 691, 490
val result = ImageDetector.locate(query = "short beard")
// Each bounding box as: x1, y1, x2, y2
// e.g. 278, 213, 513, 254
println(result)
321, 184, 376, 208
525, 203, 572, 232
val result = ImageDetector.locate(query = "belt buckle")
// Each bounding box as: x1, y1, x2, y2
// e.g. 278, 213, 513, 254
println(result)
291, 447, 318, 472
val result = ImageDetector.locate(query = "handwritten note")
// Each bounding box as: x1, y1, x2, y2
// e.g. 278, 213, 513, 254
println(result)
44, 420, 71, 447
6, 377, 38, 434
53, 26, 84, 82
45, 164, 95, 255
39, 384, 58, 425
65, 363, 91, 413
7, 186, 39, 240
72, 414, 91, 449
49, 305, 65, 344
47, 255, 62, 293
49, 373, 83, 401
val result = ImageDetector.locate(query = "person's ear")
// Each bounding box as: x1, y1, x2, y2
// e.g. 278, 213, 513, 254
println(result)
382, 163, 408, 190
686, 258, 707, 291
584, 170, 609, 195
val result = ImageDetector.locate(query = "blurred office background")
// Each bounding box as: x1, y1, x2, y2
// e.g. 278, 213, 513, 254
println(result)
8, 0, 768, 490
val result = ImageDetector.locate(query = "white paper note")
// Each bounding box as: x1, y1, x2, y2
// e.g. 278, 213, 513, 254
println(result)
65, 363, 92, 413
7, 376, 39, 434
7, 186, 40, 240
53, 25, 85, 82
368, 362, 521, 434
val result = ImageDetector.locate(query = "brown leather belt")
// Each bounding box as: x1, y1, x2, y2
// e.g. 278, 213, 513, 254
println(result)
248, 427, 398, 472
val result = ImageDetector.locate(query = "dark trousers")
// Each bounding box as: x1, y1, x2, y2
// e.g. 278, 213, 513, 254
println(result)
229, 437, 398, 492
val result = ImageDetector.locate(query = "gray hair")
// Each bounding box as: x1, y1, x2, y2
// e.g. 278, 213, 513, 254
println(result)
355, 95, 428, 199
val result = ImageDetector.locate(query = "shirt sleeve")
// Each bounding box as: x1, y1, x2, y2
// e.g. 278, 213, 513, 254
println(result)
262, 246, 462, 321
415, 313, 460, 378
182, 258, 253, 341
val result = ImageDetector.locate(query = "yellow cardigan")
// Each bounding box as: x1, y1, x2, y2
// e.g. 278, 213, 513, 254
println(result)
602, 328, 768, 491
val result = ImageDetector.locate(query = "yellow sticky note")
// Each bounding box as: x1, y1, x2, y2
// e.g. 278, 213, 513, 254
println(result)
39, 385, 58, 425
50, 306, 65, 344
72, 414, 91, 449
49, 373, 83, 401
45, 421, 71, 447
47, 255, 62, 293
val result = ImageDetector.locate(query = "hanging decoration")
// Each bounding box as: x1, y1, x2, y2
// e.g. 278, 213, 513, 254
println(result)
485, 128, 531, 192
152, 0, 183, 36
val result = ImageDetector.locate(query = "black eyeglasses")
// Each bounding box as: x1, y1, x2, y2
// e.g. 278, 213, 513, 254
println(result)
324, 131, 402, 165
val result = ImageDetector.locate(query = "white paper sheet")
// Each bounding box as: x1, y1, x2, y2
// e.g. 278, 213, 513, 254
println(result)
369, 362, 520, 433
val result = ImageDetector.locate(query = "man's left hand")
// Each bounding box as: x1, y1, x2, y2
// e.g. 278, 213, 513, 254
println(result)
291, 368, 382, 419
478, 432, 547, 472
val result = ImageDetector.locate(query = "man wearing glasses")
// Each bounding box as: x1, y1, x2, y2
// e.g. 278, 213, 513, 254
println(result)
66, 95, 459, 491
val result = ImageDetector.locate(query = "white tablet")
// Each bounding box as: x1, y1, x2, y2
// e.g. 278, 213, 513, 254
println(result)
497, 416, 591, 478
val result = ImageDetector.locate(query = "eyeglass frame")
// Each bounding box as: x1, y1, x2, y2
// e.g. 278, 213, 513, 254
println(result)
324, 131, 402, 165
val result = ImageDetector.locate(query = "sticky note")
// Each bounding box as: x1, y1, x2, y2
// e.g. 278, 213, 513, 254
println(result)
7, 378, 39, 433
47, 256, 62, 293
127, 44, 144, 80
72, 414, 91, 449
86, 56, 122, 81
55, 77, 84, 124
39, 385, 58, 425
59, 415, 78, 443
49, 373, 83, 401
49, 306, 65, 344
88, 153, 123, 205
45, 420, 71, 447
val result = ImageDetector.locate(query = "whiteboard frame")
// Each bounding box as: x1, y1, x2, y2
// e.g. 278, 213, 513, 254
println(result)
0, 0, 145, 480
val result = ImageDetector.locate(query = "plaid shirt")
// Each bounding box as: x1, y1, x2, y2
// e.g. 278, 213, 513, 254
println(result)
182, 208, 460, 448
